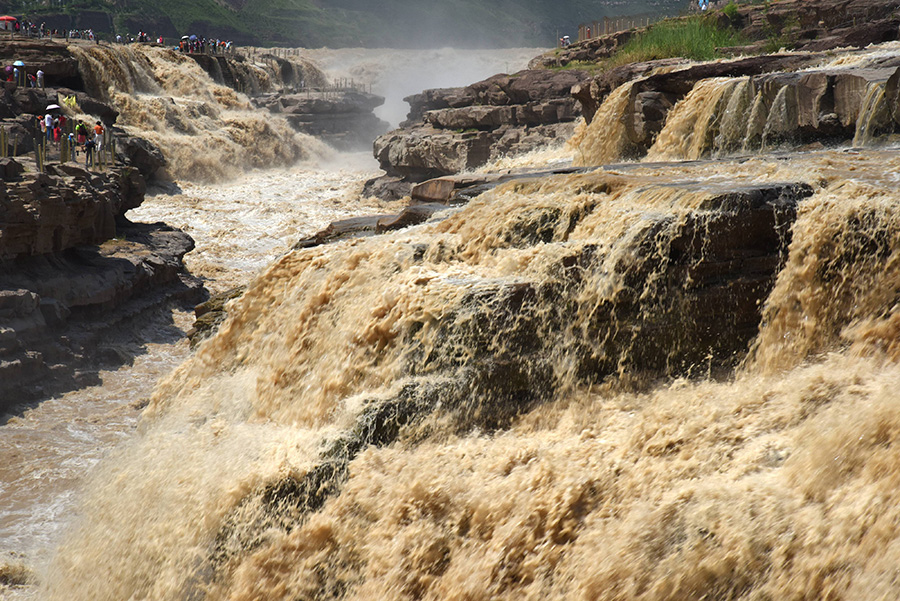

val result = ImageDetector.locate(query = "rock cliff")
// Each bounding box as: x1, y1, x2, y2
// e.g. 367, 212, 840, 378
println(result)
0, 160, 201, 410
368, 69, 590, 198
253, 89, 389, 151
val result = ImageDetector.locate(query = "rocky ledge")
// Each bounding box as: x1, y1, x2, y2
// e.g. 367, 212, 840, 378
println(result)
366, 69, 591, 199
571, 52, 900, 162
533, 0, 900, 69
0, 160, 201, 413
253, 89, 389, 151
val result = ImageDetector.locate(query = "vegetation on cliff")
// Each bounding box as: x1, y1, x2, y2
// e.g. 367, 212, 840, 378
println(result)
0, 0, 689, 47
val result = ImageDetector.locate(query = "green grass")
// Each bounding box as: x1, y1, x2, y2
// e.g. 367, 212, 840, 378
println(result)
607, 16, 747, 66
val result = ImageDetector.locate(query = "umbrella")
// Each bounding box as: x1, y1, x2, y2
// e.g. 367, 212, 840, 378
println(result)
181, 35, 189, 40
4, 66, 11, 73
0, 16, 17, 21
189, 34, 198, 41
12, 60, 24, 67
45, 104, 60, 110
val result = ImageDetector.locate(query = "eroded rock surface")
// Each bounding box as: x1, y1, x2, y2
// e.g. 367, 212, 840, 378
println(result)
368, 69, 590, 197
0, 161, 200, 411
215, 177, 813, 562
254, 90, 389, 150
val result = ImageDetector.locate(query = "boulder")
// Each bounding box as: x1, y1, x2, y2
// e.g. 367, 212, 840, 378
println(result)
370, 69, 590, 188
116, 135, 166, 180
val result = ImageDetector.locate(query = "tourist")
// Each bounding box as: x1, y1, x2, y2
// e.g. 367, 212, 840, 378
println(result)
83, 137, 95, 167
93, 121, 104, 152
75, 120, 88, 146
44, 112, 52, 141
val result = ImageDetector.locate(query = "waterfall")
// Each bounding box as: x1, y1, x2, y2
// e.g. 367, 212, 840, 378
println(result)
70, 44, 331, 182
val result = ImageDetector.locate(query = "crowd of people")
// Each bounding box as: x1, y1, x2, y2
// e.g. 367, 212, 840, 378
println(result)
7, 19, 96, 41
4, 15, 235, 53
178, 35, 233, 54
37, 111, 107, 167
115, 31, 164, 44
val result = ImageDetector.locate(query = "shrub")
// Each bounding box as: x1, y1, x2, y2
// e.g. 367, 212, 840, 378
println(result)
608, 16, 747, 66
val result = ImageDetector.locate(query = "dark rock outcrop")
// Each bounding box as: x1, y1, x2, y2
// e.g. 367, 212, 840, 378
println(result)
0, 159, 201, 412
214, 177, 813, 563
0, 221, 202, 411
369, 69, 591, 197
254, 90, 389, 150
0, 164, 150, 260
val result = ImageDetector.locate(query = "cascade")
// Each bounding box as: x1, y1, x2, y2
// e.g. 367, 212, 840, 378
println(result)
645, 77, 743, 162
70, 44, 331, 182
7, 41, 900, 601
852, 81, 892, 147
570, 81, 639, 166
39, 145, 900, 600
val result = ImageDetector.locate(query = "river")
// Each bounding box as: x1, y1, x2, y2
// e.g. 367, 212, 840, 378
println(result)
0, 45, 543, 599
7, 40, 900, 601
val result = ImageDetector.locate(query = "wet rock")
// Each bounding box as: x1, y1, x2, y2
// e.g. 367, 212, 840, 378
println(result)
187, 286, 246, 348
116, 136, 166, 181
361, 174, 412, 202
293, 214, 395, 250
372, 69, 589, 187
255, 90, 389, 150
376, 203, 449, 233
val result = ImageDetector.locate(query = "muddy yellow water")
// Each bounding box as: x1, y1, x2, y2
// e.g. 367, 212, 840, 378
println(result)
6, 39, 900, 601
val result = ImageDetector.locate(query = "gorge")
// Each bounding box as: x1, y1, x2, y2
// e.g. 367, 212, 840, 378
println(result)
4, 7, 900, 601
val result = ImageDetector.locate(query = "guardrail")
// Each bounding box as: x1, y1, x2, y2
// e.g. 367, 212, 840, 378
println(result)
577, 13, 664, 42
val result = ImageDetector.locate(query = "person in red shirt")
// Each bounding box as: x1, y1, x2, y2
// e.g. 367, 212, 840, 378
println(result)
93, 121, 104, 152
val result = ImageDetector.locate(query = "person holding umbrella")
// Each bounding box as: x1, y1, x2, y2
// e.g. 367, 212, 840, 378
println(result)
12, 60, 24, 86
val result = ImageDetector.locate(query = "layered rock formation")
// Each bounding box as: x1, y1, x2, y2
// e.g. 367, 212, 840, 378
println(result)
573, 54, 900, 164
368, 69, 590, 198
0, 159, 201, 411
253, 89, 389, 150
215, 175, 813, 560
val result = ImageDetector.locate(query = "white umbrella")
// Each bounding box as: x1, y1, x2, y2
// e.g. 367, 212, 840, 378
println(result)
45, 104, 61, 110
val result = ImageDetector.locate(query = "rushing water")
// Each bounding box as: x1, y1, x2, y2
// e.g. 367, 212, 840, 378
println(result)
6, 41, 900, 601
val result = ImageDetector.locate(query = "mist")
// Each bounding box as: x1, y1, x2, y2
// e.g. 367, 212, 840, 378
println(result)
302, 47, 547, 128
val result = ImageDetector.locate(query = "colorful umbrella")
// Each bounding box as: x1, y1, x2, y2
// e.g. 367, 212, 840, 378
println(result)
12, 60, 24, 67
0, 16, 17, 21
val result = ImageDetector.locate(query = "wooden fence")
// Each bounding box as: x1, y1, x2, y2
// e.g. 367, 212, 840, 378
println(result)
577, 14, 663, 42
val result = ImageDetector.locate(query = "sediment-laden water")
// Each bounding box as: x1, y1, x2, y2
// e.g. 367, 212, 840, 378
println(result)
6, 40, 900, 601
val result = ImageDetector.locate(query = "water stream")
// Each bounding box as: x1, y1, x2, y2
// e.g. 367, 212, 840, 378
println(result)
5, 41, 900, 601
